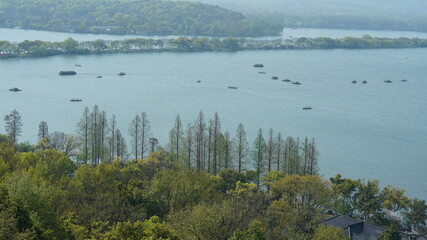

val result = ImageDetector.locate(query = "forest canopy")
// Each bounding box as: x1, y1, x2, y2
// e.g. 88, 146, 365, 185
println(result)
0, 0, 282, 37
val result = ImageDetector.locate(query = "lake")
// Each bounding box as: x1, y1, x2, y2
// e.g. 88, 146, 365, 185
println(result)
2, 27, 427, 42
1, 28, 427, 200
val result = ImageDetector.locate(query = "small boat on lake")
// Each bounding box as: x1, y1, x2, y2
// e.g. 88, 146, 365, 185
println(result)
197, 80, 201, 83
228, 86, 238, 89
75, 64, 81, 67
253, 64, 264, 68
401, 79, 407, 82
282, 79, 291, 82
362, 80, 367, 84
9, 87, 22, 92
352, 80, 357, 83
258, 72, 266, 74
384, 80, 393, 83
271, 76, 279, 80
118, 72, 126, 76
97, 76, 102, 78
59, 71, 77, 75
70, 98, 82, 102
303, 106, 312, 110
292, 81, 301, 85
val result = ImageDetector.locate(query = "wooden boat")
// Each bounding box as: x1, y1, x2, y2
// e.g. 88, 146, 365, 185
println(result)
118, 72, 126, 76
292, 81, 301, 85
59, 71, 77, 75
384, 80, 393, 83
197, 80, 201, 83
228, 86, 238, 89
75, 64, 81, 67
258, 72, 266, 74
401, 79, 407, 82
70, 98, 82, 102
282, 79, 291, 82
362, 80, 367, 84
303, 107, 312, 110
97, 76, 102, 78
352, 80, 357, 83
9, 87, 22, 92
271, 76, 279, 80
253, 64, 264, 68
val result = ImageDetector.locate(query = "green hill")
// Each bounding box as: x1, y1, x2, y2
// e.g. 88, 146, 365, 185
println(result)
0, 0, 282, 37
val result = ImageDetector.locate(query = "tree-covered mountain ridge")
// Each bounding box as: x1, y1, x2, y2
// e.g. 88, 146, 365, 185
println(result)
0, 0, 282, 37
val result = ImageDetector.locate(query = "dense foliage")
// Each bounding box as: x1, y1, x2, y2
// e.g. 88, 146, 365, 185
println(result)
1, 35, 427, 58
194, 0, 427, 33
0, 0, 282, 37
1, 108, 426, 239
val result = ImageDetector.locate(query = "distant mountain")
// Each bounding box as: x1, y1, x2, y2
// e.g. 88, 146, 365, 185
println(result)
189, 0, 427, 32
0, 0, 283, 37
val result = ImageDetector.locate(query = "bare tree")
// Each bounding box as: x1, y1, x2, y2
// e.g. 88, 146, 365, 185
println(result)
4, 109, 22, 145
275, 132, 283, 171
50, 131, 80, 157
252, 128, 265, 187
223, 131, 232, 169
212, 112, 220, 175
38, 121, 49, 139
140, 112, 151, 159
184, 123, 193, 169
265, 128, 275, 173
129, 114, 141, 160
115, 129, 127, 161
77, 107, 90, 164
193, 111, 205, 171
235, 123, 248, 173
109, 115, 117, 160
168, 114, 184, 162
149, 137, 158, 153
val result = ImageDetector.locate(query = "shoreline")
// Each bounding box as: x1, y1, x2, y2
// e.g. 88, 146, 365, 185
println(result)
1, 36, 427, 59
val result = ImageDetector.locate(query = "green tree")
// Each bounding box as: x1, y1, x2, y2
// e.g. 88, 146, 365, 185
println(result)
61, 38, 79, 54
404, 199, 427, 231
312, 224, 349, 240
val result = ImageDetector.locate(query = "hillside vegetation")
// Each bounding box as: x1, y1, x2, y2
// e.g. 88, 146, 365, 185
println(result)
0, 0, 282, 37
192, 0, 427, 32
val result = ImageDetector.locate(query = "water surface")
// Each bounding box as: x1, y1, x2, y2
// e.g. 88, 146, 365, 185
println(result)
1, 48, 426, 200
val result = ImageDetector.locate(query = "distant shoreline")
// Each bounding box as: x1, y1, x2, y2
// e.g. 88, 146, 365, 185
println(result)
1, 36, 427, 59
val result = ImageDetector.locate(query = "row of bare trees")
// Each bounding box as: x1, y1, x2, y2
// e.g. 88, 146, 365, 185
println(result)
4, 108, 318, 175
165, 111, 319, 180
76, 106, 127, 165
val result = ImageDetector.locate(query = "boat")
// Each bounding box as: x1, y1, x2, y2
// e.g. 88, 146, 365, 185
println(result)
74, 64, 81, 67
70, 98, 82, 102
197, 80, 201, 83
362, 80, 367, 84
352, 80, 357, 83
228, 86, 238, 89
59, 71, 77, 75
282, 79, 291, 82
258, 72, 266, 74
9, 87, 22, 92
401, 79, 407, 82
118, 72, 126, 76
303, 107, 312, 110
271, 76, 279, 80
384, 80, 393, 83
97, 76, 102, 78
292, 81, 301, 85
253, 64, 264, 68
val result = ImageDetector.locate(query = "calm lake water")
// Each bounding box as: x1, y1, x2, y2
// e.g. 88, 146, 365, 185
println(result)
2, 27, 427, 42
1, 28, 427, 200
